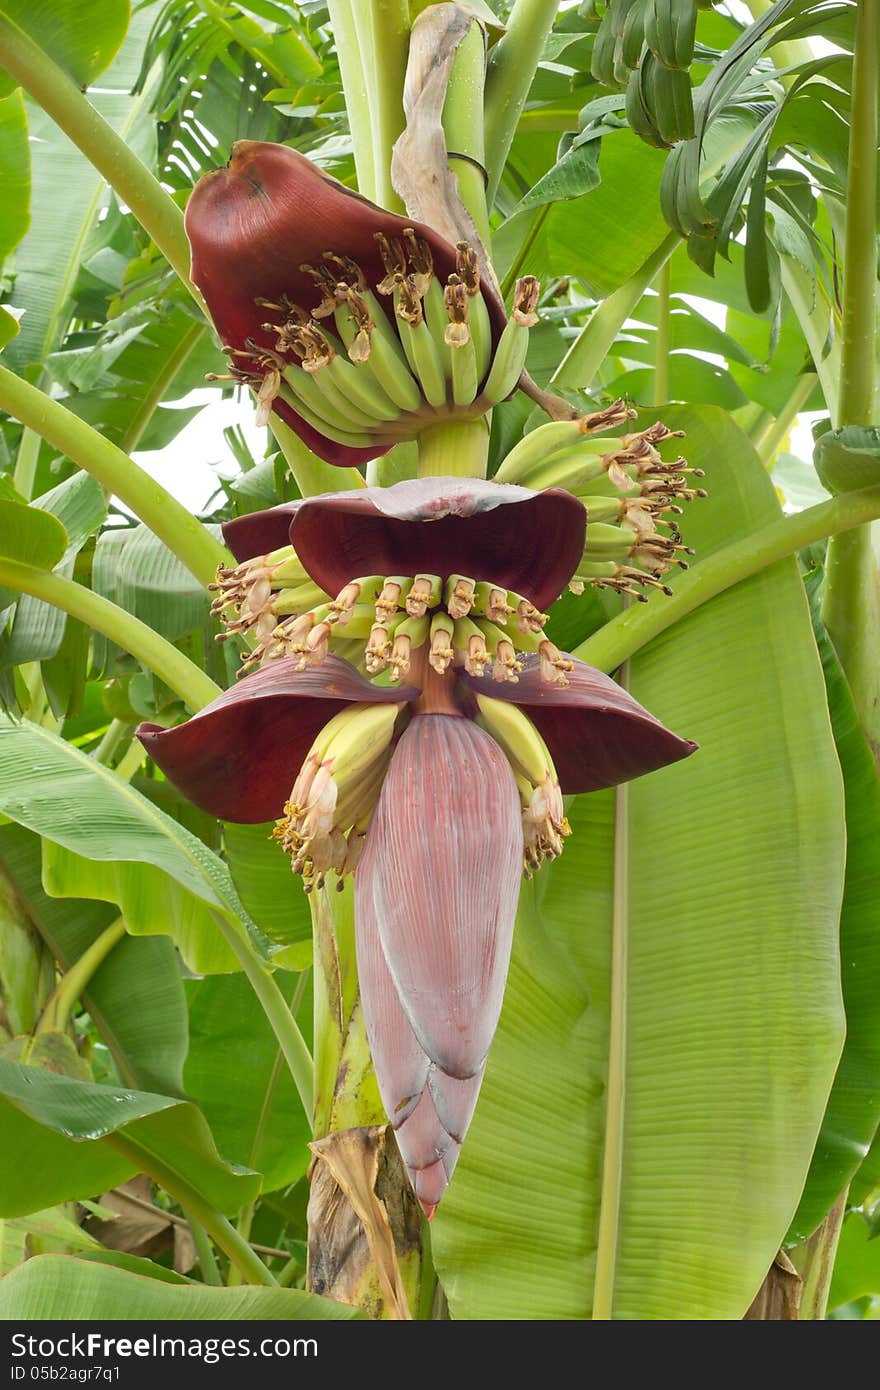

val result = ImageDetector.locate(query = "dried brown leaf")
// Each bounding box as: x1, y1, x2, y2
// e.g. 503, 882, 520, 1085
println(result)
391, 4, 499, 297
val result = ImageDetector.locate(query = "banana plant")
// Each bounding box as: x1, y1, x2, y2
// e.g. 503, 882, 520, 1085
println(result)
0, 0, 877, 1324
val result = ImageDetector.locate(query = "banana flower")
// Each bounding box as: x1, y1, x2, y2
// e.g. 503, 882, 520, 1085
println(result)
139, 481, 696, 1217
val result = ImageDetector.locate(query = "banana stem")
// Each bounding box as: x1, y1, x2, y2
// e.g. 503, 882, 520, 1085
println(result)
821, 0, 880, 751
754, 372, 818, 466
789, 1190, 848, 1320
576, 484, 880, 675
0, 365, 228, 587
0, 15, 196, 304
12, 429, 41, 501
0, 560, 222, 712
326, 1, 377, 198
210, 913, 315, 1124
105, 1132, 277, 1287
443, 19, 491, 247
270, 417, 366, 496
368, 0, 410, 212
37, 917, 127, 1035
417, 418, 489, 478
553, 233, 680, 391
652, 262, 671, 407
483, 0, 561, 206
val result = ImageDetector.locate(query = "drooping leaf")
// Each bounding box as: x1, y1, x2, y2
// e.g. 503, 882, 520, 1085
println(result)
0, 823, 187, 1095
432, 404, 845, 1319
0, 1207, 100, 1274
0, 1060, 260, 1217
0, 714, 266, 975
0, 500, 66, 568
0, 472, 106, 671
0, 0, 130, 96
828, 1213, 880, 1312
0, 1253, 363, 1319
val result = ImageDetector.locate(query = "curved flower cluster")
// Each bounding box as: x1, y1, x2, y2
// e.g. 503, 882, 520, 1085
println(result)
139, 478, 696, 1216
187, 141, 536, 468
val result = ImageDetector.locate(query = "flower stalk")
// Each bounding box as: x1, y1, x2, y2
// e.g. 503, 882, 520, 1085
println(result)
0, 365, 228, 588
0, 559, 222, 712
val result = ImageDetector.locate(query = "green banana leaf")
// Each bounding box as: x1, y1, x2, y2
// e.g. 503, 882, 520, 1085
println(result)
184, 973, 312, 1193
0, 1060, 260, 1218
828, 1213, 880, 1311
0, 0, 130, 97
0, 1253, 363, 1319
2, 6, 154, 376
0, 823, 188, 1095
432, 404, 846, 1319
0, 714, 265, 974
0, 89, 28, 262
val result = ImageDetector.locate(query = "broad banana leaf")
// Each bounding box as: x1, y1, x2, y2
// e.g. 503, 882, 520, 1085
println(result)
432, 405, 846, 1320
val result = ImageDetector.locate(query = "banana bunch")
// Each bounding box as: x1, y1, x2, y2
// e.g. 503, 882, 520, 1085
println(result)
589, 0, 700, 149
474, 694, 571, 876
230, 235, 542, 450
495, 411, 705, 600
213, 541, 576, 688
272, 701, 404, 888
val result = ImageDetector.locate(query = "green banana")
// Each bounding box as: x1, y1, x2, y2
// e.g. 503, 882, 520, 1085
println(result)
451, 336, 478, 406
278, 380, 375, 448
306, 361, 381, 430
273, 582, 333, 615
492, 418, 597, 483
327, 353, 399, 422
423, 277, 454, 381
392, 281, 447, 407
474, 692, 555, 785
333, 296, 423, 413
626, 52, 670, 150
481, 317, 530, 404
649, 59, 694, 145
582, 522, 635, 562
468, 290, 493, 383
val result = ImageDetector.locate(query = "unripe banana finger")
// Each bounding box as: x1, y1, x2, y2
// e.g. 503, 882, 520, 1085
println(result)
469, 290, 492, 383
423, 278, 454, 381
307, 363, 380, 429
400, 319, 444, 411
492, 418, 594, 483
451, 338, 478, 406
327, 354, 399, 422
278, 381, 375, 448
474, 692, 554, 786
481, 320, 529, 405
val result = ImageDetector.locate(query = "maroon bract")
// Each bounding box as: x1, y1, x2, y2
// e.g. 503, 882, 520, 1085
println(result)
356, 715, 520, 1217
138, 656, 418, 823
460, 656, 697, 793
223, 476, 587, 613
